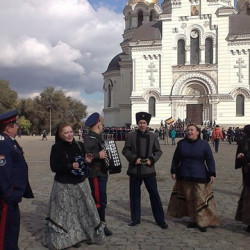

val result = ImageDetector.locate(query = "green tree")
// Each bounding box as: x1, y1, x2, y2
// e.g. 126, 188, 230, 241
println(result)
18, 116, 31, 135
18, 87, 87, 135
0, 80, 18, 112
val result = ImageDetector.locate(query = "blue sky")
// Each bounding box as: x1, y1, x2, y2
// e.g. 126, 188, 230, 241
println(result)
89, 0, 128, 13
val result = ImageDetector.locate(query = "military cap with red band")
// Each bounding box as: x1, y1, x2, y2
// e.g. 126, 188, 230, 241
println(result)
0, 109, 18, 125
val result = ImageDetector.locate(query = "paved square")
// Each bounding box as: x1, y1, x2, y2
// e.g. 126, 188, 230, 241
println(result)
17, 136, 250, 249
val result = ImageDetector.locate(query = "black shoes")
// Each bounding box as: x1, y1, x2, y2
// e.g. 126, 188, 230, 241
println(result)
128, 221, 140, 226
187, 222, 206, 232
104, 226, 113, 236
198, 226, 207, 232
245, 225, 250, 232
187, 222, 197, 228
128, 220, 168, 229
158, 222, 168, 229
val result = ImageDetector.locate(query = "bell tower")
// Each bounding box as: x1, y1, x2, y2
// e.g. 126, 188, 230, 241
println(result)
122, 0, 161, 42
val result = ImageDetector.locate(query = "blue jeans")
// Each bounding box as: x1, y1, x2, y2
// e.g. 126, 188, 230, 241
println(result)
214, 139, 220, 152
172, 138, 176, 145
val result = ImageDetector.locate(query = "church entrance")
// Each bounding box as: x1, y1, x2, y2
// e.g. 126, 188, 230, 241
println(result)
186, 104, 203, 125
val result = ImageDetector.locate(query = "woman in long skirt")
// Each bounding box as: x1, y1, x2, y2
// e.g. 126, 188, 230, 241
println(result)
167, 124, 220, 232
43, 124, 105, 249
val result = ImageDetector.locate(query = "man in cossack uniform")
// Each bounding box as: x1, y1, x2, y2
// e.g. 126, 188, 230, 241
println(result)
84, 112, 112, 236
0, 110, 34, 250
122, 112, 168, 229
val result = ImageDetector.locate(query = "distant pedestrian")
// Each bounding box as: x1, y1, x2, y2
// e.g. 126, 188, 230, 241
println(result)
201, 127, 208, 141
227, 127, 234, 144
212, 125, 223, 153
78, 128, 82, 140
42, 130, 47, 140
18, 129, 22, 138
164, 125, 169, 145
171, 128, 176, 145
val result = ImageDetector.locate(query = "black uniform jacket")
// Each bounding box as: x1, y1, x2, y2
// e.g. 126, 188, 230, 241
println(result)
84, 131, 108, 178
50, 139, 86, 184
235, 135, 250, 186
122, 129, 162, 178
0, 133, 34, 204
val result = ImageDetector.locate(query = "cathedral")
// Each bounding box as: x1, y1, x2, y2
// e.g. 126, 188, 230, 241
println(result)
102, 0, 250, 128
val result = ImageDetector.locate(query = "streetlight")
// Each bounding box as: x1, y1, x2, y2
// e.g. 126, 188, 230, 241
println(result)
49, 108, 51, 136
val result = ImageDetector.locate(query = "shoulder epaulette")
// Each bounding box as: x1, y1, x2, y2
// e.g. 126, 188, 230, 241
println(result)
0, 135, 5, 141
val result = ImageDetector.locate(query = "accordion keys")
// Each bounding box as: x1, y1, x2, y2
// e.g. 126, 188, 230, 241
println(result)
103, 140, 122, 174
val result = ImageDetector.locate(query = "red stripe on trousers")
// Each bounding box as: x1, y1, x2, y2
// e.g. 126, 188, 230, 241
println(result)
0, 200, 8, 250
93, 178, 101, 209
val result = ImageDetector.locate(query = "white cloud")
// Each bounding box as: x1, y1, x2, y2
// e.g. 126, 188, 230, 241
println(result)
0, 0, 124, 112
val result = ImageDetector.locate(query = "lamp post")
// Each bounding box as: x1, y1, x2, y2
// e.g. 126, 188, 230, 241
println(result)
49, 108, 52, 136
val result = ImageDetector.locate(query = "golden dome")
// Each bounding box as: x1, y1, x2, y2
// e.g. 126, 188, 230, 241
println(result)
128, 0, 159, 6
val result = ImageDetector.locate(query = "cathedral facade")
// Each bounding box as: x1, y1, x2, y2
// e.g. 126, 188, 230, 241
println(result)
103, 0, 250, 127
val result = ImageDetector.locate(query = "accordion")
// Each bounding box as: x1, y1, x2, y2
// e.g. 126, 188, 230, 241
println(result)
101, 140, 122, 174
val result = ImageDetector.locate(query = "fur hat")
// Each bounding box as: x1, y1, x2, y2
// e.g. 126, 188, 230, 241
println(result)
136, 112, 151, 125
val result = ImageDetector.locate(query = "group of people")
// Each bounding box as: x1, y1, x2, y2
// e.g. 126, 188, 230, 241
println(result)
0, 109, 250, 250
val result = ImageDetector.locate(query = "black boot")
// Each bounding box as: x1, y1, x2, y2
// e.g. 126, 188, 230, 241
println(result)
197, 226, 207, 232
187, 222, 197, 228
245, 225, 250, 232
104, 225, 113, 236
98, 208, 113, 236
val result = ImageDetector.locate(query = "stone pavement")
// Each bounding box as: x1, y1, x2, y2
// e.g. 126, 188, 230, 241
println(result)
16, 136, 250, 250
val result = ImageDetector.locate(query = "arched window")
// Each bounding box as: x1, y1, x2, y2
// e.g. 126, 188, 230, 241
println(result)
128, 12, 132, 29
177, 39, 185, 65
149, 97, 156, 117
138, 11, 143, 27
236, 94, 245, 116
205, 38, 213, 64
108, 84, 111, 107
190, 30, 200, 65
150, 10, 154, 21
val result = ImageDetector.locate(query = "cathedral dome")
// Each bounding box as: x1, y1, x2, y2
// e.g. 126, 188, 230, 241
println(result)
105, 53, 123, 73
128, 0, 159, 6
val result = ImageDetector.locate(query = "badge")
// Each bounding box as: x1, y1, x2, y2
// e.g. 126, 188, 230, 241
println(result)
0, 155, 6, 167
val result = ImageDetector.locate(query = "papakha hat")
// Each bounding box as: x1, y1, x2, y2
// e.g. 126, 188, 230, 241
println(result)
136, 112, 151, 125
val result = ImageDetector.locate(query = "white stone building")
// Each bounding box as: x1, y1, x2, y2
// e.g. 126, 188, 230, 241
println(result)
103, 0, 250, 128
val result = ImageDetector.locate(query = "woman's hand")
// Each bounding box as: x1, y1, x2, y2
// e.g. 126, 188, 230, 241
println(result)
85, 153, 93, 163
72, 162, 80, 169
171, 174, 176, 180
237, 153, 245, 159
210, 176, 215, 184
